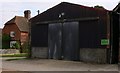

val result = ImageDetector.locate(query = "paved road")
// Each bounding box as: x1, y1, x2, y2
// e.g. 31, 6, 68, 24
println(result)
1, 57, 118, 72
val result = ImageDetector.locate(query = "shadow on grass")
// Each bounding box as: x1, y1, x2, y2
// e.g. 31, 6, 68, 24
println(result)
5, 57, 28, 61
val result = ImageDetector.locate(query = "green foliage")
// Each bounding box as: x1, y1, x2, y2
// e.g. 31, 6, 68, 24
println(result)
1, 53, 28, 57
2, 34, 11, 41
12, 41, 20, 49
2, 34, 11, 49
2, 44, 9, 49
94, 5, 105, 9
21, 42, 29, 53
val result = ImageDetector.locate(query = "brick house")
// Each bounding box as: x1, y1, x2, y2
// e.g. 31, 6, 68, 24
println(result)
2, 10, 31, 49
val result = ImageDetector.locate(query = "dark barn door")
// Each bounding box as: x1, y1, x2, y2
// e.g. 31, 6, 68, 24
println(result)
48, 23, 62, 59
62, 22, 79, 60
110, 12, 119, 64
48, 22, 79, 61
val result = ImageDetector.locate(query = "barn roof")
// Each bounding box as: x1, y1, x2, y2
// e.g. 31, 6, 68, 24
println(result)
113, 3, 120, 12
5, 16, 29, 32
30, 2, 108, 24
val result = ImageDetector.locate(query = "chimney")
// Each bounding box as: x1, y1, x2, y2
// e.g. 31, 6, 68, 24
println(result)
24, 10, 31, 20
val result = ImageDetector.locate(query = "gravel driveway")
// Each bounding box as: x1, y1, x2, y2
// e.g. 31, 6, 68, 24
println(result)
1, 57, 118, 72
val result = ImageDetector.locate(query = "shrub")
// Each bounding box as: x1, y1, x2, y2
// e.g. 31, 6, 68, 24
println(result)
12, 41, 20, 49
2, 34, 11, 49
21, 42, 29, 53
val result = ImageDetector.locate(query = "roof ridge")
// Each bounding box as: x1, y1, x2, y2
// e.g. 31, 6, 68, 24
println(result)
61, 2, 108, 11
113, 3, 120, 11
15, 16, 24, 18
15, 16, 28, 23
15, 16, 23, 17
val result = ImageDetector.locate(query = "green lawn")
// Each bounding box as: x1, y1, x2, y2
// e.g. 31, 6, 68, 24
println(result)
0, 53, 28, 57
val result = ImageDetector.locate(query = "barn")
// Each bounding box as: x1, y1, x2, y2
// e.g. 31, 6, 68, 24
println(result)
113, 3, 120, 62
30, 2, 119, 64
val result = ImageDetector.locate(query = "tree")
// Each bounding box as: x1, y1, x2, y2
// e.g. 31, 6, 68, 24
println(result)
2, 34, 11, 49
94, 5, 105, 10
2, 34, 11, 41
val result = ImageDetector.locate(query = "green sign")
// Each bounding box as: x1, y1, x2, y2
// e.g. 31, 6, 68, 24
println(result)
101, 39, 109, 45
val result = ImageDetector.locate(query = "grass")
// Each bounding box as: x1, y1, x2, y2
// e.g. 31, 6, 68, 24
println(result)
0, 53, 28, 57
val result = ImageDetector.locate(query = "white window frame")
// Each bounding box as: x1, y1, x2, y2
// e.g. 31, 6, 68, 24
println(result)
10, 41, 16, 48
10, 31, 15, 37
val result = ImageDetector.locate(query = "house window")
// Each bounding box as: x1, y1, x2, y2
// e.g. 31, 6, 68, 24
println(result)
10, 41, 16, 48
10, 31, 15, 37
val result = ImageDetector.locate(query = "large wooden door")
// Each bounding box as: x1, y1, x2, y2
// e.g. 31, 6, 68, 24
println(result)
48, 22, 79, 61
62, 22, 79, 60
48, 23, 62, 59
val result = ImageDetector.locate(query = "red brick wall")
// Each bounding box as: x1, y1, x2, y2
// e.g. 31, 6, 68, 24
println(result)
2, 23, 21, 41
20, 32, 28, 44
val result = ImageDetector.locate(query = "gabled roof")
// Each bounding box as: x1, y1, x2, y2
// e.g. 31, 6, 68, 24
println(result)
5, 16, 29, 32
113, 3, 120, 12
30, 2, 108, 24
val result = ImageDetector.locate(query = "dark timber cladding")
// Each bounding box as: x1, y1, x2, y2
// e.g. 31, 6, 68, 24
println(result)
113, 3, 120, 62
30, 2, 118, 63
109, 12, 119, 63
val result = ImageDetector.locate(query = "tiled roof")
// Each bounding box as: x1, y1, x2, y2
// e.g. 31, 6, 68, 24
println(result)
5, 16, 29, 32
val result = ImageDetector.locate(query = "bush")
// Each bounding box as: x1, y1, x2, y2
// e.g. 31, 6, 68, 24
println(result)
21, 42, 29, 53
2, 34, 11, 41
2, 34, 11, 49
12, 41, 20, 49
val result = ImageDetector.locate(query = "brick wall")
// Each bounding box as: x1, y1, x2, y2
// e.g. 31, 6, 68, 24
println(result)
2, 23, 21, 41
21, 32, 28, 44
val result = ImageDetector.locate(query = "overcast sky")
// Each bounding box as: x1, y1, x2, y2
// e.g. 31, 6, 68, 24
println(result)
0, 0, 119, 28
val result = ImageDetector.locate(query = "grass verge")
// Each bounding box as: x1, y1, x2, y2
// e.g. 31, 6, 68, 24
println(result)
0, 53, 28, 57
